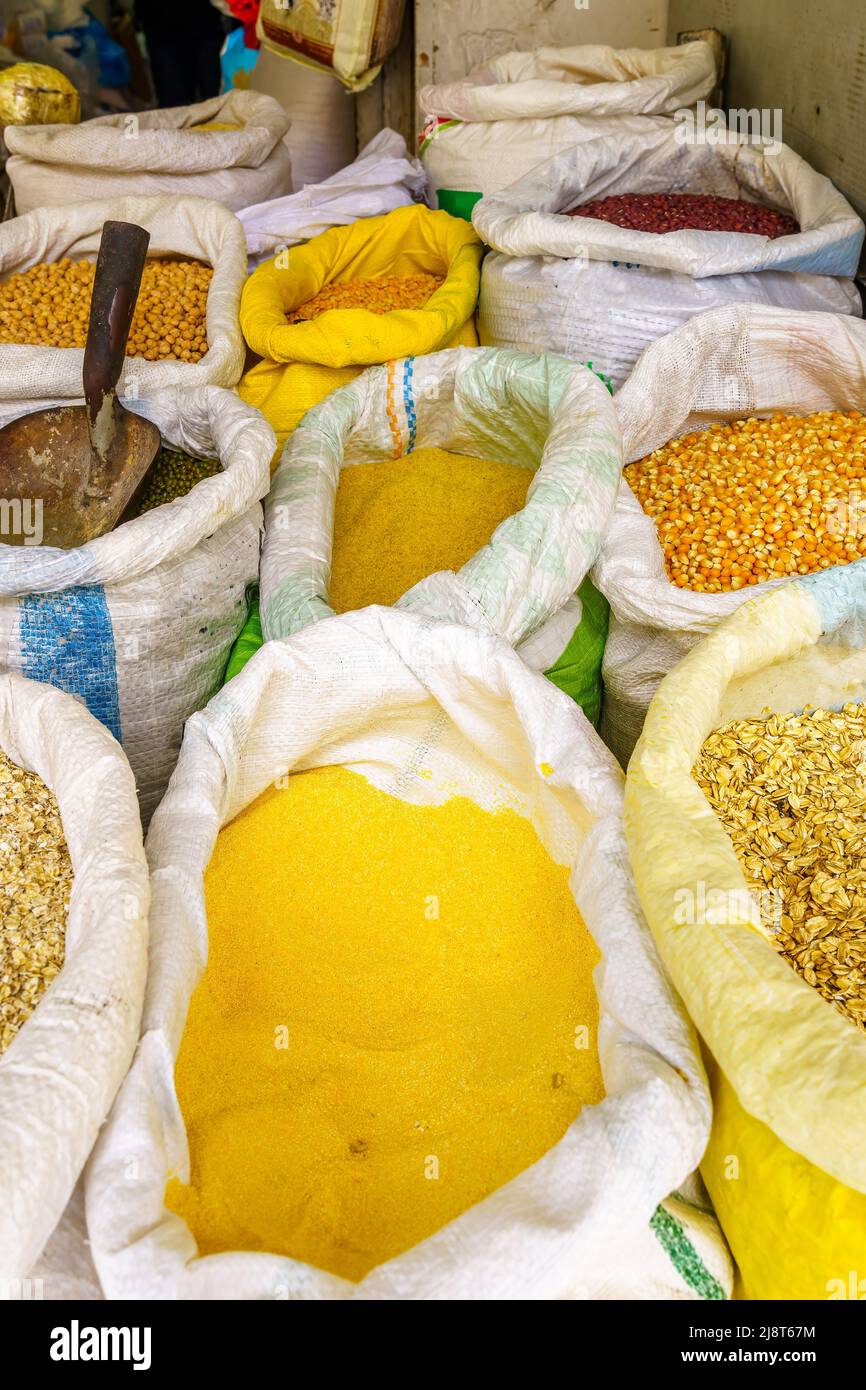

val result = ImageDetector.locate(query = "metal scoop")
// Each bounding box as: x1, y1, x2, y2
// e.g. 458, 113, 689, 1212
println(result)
0, 220, 161, 548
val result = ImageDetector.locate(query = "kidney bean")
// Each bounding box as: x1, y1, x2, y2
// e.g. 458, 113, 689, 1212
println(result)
565, 192, 799, 238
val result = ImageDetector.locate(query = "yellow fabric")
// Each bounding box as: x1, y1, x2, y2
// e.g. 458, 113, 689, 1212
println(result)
624, 582, 866, 1300
238, 205, 482, 458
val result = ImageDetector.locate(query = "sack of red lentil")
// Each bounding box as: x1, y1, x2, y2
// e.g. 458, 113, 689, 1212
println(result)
0, 672, 149, 1286
474, 128, 864, 389
0, 386, 274, 826
0, 194, 248, 405
4, 90, 292, 216
239, 203, 483, 458
86, 608, 731, 1300
249, 345, 622, 722
591, 303, 866, 766
419, 42, 715, 220
627, 563, 866, 1298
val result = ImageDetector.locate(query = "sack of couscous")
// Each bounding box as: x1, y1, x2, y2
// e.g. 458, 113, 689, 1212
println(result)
230, 345, 622, 722
4, 90, 292, 215
419, 42, 715, 220
591, 304, 866, 766
0, 673, 148, 1287
626, 561, 866, 1299
0, 194, 248, 406
0, 387, 274, 825
87, 608, 730, 1300
238, 204, 482, 458
473, 129, 863, 390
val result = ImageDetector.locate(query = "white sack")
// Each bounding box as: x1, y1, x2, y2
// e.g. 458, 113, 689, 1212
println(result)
249, 44, 356, 192
591, 304, 866, 767
0, 194, 248, 403
86, 609, 730, 1300
0, 388, 275, 825
5, 90, 293, 214
258, 346, 623, 675
238, 129, 427, 267
472, 128, 865, 279
0, 672, 149, 1287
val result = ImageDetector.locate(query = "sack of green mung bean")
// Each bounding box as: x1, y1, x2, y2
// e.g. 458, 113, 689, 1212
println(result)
0, 194, 248, 404
243, 345, 623, 724
590, 303, 866, 767
0, 672, 149, 1287
626, 561, 866, 1299
87, 608, 731, 1300
0, 387, 274, 825
473, 129, 863, 390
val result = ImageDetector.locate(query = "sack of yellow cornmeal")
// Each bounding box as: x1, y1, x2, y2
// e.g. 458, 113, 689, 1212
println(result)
86, 609, 732, 1299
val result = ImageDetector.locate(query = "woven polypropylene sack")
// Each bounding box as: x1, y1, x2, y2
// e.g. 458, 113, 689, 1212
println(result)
0, 672, 149, 1287
258, 0, 407, 90
257, 345, 622, 718
5, 90, 293, 214
86, 609, 731, 1300
591, 304, 866, 767
0, 387, 274, 825
626, 566, 866, 1298
238, 204, 482, 456
418, 43, 715, 218
0, 194, 248, 404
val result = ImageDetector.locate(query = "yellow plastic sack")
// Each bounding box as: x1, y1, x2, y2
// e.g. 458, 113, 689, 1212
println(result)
625, 571, 866, 1300
239, 204, 482, 459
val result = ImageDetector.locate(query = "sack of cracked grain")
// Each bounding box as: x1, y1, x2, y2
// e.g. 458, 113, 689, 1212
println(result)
625, 560, 866, 1299
4, 90, 292, 215
473, 129, 863, 390
0, 386, 274, 826
419, 42, 715, 220
0, 194, 247, 407
249, 345, 622, 722
0, 672, 148, 1284
591, 303, 866, 766
86, 608, 731, 1299
238, 204, 482, 458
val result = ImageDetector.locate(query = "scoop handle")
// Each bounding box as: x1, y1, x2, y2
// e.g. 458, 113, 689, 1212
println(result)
82, 220, 151, 443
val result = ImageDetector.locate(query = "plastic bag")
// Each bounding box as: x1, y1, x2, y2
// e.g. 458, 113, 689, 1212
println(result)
0, 61, 79, 125
626, 565, 866, 1298
258, 0, 407, 90
0, 672, 148, 1284
87, 608, 730, 1300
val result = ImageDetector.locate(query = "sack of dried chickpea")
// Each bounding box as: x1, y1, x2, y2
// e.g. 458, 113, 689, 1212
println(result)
4, 90, 292, 215
238, 204, 482, 457
626, 560, 866, 1299
0, 672, 148, 1284
0, 386, 274, 825
86, 608, 730, 1300
251, 345, 622, 722
591, 304, 866, 766
473, 129, 863, 389
419, 42, 715, 218
0, 194, 247, 406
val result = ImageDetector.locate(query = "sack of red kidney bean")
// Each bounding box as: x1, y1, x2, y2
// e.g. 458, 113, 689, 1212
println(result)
566, 193, 799, 238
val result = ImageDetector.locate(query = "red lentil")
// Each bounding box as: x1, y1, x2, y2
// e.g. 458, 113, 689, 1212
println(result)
566, 192, 799, 238
286, 272, 444, 323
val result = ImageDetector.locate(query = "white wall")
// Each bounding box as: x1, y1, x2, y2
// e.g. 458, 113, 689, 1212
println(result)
416, 0, 670, 91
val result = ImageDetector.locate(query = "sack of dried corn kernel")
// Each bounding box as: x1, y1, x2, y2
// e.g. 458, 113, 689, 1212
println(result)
591, 304, 866, 766
626, 563, 866, 1298
474, 129, 864, 389
238, 204, 482, 457
0, 387, 274, 826
0, 194, 248, 405
249, 345, 622, 722
4, 90, 292, 215
86, 608, 731, 1300
419, 42, 715, 220
0, 672, 149, 1285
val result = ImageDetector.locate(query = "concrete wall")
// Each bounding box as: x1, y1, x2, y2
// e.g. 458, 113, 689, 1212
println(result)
415, 0, 669, 94
669, 0, 866, 217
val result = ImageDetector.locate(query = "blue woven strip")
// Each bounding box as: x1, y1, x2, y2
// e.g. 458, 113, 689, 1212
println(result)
19, 586, 122, 741
402, 356, 417, 454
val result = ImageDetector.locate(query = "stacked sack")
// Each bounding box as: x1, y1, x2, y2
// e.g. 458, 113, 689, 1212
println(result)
419, 42, 716, 220
473, 127, 864, 389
